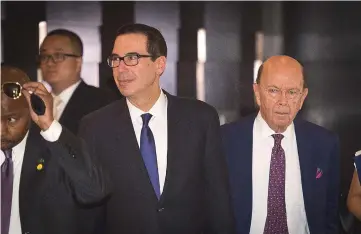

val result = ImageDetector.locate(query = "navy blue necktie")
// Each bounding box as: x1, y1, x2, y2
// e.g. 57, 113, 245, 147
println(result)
140, 113, 160, 199
1, 149, 13, 234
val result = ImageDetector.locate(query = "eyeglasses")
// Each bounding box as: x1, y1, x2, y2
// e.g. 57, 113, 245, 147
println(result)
107, 53, 154, 68
37, 52, 81, 64
262, 86, 303, 100
1, 82, 23, 99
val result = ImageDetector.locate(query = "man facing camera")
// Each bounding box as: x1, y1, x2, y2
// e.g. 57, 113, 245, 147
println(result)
1, 65, 111, 234
73, 23, 235, 234
39, 29, 117, 134
222, 55, 340, 234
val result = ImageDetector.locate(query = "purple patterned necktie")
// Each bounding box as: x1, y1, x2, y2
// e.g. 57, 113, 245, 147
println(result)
1, 149, 13, 234
263, 134, 289, 234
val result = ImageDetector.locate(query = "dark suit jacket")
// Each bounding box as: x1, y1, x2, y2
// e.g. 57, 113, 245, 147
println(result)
76, 91, 235, 234
59, 80, 118, 134
221, 114, 340, 234
19, 123, 111, 234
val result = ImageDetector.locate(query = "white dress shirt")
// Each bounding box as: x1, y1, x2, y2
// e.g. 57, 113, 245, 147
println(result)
1, 131, 29, 234
126, 90, 168, 193
52, 80, 81, 120
249, 112, 310, 234
0, 121, 62, 234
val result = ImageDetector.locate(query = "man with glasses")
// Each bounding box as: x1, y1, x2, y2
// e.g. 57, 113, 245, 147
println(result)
59, 23, 235, 234
222, 55, 340, 234
1, 65, 111, 234
39, 29, 117, 134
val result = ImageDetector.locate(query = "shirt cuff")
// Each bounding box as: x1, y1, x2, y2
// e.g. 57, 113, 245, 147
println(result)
40, 120, 62, 142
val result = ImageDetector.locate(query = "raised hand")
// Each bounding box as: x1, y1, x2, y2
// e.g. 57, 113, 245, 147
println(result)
22, 82, 54, 131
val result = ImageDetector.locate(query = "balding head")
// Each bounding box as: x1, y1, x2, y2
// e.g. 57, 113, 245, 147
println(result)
2, 65, 30, 85
256, 55, 307, 89
1, 65, 30, 108
1, 65, 31, 150
253, 55, 308, 133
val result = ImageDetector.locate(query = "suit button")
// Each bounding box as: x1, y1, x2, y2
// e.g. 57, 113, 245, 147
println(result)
158, 207, 164, 212
24, 232, 30, 234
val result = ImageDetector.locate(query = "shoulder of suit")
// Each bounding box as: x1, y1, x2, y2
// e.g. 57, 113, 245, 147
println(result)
168, 94, 218, 116
76, 80, 118, 101
81, 99, 123, 123
77, 81, 109, 95
221, 114, 255, 133
294, 118, 339, 143
27, 122, 47, 144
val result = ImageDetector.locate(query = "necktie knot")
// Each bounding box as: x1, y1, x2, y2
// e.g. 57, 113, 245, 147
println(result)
53, 95, 63, 120
53, 96, 63, 108
272, 134, 284, 146
3, 149, 12, 159
141, 113, 153, 127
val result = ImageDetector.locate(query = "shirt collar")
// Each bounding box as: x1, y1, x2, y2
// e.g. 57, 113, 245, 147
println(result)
255, 111, 294, 140
127, 89, 168, 125
12, 130, 30, 161
52, 80, 81, 104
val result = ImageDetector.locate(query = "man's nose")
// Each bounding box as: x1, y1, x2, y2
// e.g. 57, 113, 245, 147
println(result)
117, 60, 129, 72
278, 91, 288, 105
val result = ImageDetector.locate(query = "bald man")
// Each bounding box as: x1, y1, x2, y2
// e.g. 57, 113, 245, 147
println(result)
221, 55, 340, 234
1, 65, 110, 234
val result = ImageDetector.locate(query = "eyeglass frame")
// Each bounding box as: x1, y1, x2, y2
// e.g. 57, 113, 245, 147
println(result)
37, 52, 81, 64
258, 84, 305, 101
1, 82, 23, 99
107, 53, 156, 68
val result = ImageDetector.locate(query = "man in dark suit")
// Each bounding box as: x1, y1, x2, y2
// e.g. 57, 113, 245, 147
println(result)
68, 23, 235, 234
1, 65, 111, 234
222, 55, 340, 234
39, 29, 117, 134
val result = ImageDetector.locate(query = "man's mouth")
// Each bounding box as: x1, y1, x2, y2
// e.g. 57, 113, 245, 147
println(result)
118, 79, 134, 85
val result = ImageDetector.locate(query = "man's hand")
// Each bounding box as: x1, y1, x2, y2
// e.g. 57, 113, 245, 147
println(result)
22, 82, 54, 131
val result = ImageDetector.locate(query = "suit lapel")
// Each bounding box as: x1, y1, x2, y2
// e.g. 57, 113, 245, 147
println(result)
244, 118, 254, 227
159, 92, 182, 203
224, 115, 254, 233
19, 124, 50, 224
240, 116, 255, 231
113, 93, 184, 202
294, 119, 316, 228
111, 99, 159, 201
58, 81, 85, 126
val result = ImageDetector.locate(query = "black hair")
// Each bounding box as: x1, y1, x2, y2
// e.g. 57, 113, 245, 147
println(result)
116, 23, 167, 60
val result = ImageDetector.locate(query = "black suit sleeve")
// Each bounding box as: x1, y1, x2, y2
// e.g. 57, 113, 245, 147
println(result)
45, 126, 112, 206
203, 108, 235, 234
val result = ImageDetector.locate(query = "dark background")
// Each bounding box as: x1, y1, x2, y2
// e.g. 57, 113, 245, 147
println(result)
2, 1, 361, 232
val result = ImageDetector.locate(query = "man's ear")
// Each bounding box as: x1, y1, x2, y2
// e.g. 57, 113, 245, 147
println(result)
253, 83, 261, 107
155, 56, 166, 76
75, 57, 83, 73
299, 88, 308, 110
